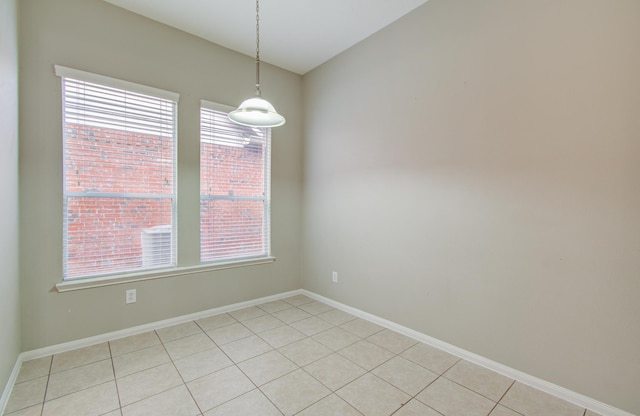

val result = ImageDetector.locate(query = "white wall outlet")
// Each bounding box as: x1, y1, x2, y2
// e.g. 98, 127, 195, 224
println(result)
332, 271, 338, 283
125, 289, 137, 304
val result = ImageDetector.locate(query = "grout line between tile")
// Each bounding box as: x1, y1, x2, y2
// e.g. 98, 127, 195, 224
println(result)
494, 380, 527, 416
13, 296, 591, 416
159, 333, 206, 416
38, 358, 53, 416
107, 341, 123, 414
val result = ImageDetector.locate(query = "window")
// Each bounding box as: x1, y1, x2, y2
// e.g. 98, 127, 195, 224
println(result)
200, 100, 271, 263
56, 66, 178, 280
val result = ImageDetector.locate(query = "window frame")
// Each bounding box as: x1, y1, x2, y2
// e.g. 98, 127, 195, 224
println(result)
52, 68, 276, 292
199, 99, 273, 265
55, 65, 179, 282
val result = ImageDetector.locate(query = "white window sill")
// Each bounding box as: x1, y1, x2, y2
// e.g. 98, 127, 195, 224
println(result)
55, 257, 276, 293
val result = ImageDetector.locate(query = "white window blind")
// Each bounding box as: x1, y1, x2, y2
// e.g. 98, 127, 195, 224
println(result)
200, 101, 271, 263
57, 66, 178, 280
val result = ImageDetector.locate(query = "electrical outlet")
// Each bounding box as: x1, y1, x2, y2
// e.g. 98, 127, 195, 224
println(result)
332, 271, 338, 283
125, 289, 137, 304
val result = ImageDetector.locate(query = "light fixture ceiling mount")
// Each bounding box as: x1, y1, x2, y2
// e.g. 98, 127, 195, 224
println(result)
228, 0, 285, 128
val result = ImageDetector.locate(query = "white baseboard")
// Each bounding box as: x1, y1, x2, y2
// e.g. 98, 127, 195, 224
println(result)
2, 289, 300, 414
0, 354, 23, 416
20, 289, 302, 361
3, 288, 633, 416
302, 290, 635, 416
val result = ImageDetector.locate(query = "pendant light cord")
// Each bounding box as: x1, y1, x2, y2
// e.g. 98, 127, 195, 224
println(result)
255, 0, 261, 97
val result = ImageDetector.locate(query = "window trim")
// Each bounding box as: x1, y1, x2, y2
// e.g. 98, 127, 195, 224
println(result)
56, 65, 179, 281
199, 99, 272, 264
54, 65, 180, 102
52, 69, 276, 290
54, 257, 276, 292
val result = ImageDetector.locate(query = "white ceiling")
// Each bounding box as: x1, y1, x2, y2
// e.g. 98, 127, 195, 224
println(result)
104, 0, 429, 75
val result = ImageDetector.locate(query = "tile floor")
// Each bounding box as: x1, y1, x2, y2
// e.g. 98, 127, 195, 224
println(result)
4, 295, 601, 416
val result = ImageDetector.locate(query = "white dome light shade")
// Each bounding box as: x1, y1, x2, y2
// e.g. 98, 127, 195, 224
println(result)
228, 96, 286, 128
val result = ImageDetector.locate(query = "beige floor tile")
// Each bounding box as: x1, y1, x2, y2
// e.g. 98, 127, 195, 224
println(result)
116, 362, 183, 406
278, 338, 332, 367
50, 343, 110, 373
112, 344, 170, 378
337, 373, 410, 416
367, 329, 417, 354
490, 404, 523, 416
220, 335, 273, 363
16, 356, 51, 383
312, 327, 361, 351
317, 309, 357, 326
156, 321, 202, 343
585, 411, 603, 416
444, 360, 514, 401
163, 332, 216, 360
11, 300, 613, 416
46, 359, 114, 400
290, 317, 334, 336
297, 394, 361, 416
304, 353, 366, 391
4, 404, 44, 416
271, 308, 312, 324
338, 340, 394, 371
401, 343, 460, 374
42, 381, 119, 416
282, 295, 314, 306
393, 400, 442, 416
187, 365, 255, 412
196, 313, 238, 331
173, 347, 233, 382
259, 325, 307, 349
340, 318, 385, 338
416, 377, 496, 416
4, 377, 47, 414
121, 385, 200, 416
238, 350, 298, 386
256, 300, 292, 314
229, 306, 266, 322
243, 315, 286, 334
203, 389, 282, 416
261, 369, 330, 416
206, 323, 253, 345
372, 356, 438, 396
109, 331, 161, 357
500, 382, 585, 416
297, 301, 334, 315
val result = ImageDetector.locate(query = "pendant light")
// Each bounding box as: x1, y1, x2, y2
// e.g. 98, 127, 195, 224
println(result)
229, 0, 286, 128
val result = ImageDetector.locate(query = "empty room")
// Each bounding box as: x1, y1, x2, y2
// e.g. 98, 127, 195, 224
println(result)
1, 0, 638, 415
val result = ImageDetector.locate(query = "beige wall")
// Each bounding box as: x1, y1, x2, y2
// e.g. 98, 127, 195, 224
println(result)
302, 0, 640, 413
19, 0, 303, 350
0, 0, 20, 392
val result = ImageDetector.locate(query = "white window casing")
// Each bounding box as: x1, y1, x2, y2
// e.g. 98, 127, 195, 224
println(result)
56, 66, 178, 280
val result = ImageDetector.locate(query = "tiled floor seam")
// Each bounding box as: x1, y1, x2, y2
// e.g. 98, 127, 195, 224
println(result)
490, 379, 522, 415
107, 341, 124, 414
7, 296, 602, 416
160, 336, 206, 416
192, 320, 264, 415
232, 363, 285, 416
294, 342, 408, 415
38, 357, 54, 416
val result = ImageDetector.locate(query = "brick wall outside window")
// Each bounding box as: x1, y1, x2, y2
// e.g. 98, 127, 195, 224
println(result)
64, 123, 174, 277
200, 139, 266, 261
64, 122, 266, 277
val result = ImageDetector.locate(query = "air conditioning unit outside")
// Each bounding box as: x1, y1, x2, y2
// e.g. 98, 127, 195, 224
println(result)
141, 224, 172, 267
